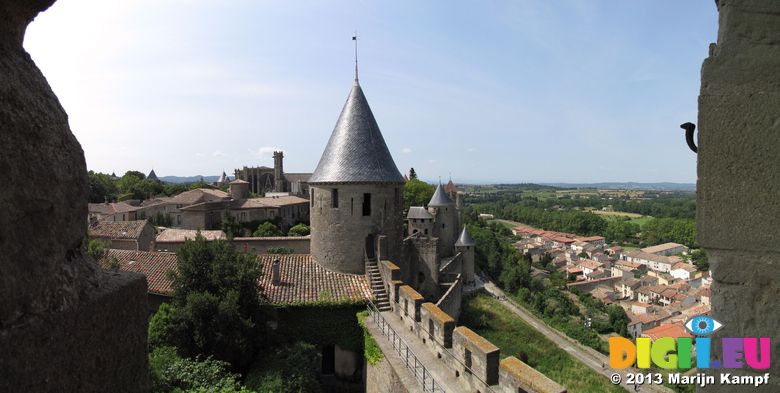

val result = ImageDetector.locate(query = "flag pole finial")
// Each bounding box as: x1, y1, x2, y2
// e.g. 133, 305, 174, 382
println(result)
352, 31, 359, 83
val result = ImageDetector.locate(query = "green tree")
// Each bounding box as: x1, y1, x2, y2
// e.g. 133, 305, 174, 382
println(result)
88, 171, 118, 203
287, 223, 310, 237
253, 221, 282, 237
86, 238, 111, 260
607, 304, 629, 336
221, 210, 242, 239
149, 234, 264, 369
189, 178, 210, 190
690, 249, 709, 271
163, 182, 190, 196
403, 178, 435, 212
408, 167, 417, 180
244, 342, 321, 393
149, 346, 255, 393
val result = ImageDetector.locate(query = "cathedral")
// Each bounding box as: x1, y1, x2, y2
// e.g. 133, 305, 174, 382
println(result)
234, 151, 312, 196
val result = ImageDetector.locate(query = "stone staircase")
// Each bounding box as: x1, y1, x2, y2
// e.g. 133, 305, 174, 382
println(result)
366, 260, 391, 312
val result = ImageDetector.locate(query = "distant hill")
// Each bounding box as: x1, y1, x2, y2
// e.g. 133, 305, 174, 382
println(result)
159, 175, 228, 184
539, 182, 696, 191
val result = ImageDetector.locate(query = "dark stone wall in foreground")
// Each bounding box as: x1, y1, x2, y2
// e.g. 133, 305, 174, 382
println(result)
0, 1, 148, 391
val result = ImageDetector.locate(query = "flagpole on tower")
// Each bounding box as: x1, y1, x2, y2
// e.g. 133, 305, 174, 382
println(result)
352, 31, 359, 83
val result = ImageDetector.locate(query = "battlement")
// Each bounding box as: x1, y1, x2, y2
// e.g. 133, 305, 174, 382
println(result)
367, 274, 566, 393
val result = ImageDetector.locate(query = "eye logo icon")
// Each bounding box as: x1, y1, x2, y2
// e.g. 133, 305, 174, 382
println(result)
685, 315, 723, 336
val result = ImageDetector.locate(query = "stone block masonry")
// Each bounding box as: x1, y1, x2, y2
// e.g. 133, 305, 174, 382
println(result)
0, 1, 149, 390
366, 276, 566, 393
697, 1, 780, 391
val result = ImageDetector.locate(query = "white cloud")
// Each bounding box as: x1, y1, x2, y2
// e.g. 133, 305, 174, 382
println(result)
255, 146, 282, 159
466, 147, 478, 152
401, 147, 412, 154
212, 150, 226, 157
428, 159, 437, 164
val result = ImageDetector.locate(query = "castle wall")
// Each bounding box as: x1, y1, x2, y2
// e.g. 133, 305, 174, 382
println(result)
405, 236, 440, 299
697, 1, 780, 391
310, 184, 403, 274
435, 274, 463, 321
233, 236, 311, 254
366, 282, 565, 393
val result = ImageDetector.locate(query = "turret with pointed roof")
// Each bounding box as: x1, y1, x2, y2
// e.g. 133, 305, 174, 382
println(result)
309, 81, 404, 185
309, 77, 405, 275
455, 227, 476, 284
428, 183, 454, 207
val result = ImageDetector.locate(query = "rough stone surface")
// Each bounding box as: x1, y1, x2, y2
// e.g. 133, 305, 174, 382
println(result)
0, 272, 150, 392
0, 1, 148, 391
698, 0, 780, 391
310, 184, 404, 274
0, 0, 99, 328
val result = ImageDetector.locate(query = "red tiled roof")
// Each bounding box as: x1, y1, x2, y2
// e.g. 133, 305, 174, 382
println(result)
231, 195, 309, 209
101, 249, 177, 295
643, 323, 692, 340
88, 202, 139, 215
89, 219, 150, 240
257, 254, 371, 304
169, 188, 230, 205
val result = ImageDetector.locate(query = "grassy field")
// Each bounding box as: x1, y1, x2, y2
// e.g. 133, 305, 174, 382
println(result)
460, 294, 625, 393
591, 210, 644, 219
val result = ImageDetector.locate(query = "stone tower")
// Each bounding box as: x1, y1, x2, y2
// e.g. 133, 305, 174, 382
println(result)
455, 227, 476, 285
428, 184, 458, 257
309, 78, 405, 275
273, 151, 284, 192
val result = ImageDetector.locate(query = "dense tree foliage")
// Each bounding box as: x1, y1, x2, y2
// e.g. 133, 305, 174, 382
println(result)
287, 223, 311, 237
253, 222, 282, 237
639, 217, 696, 247
244, 342, 321, 393
467, 195, 698, 247
408, 167, 417, 180
149, 346, 256, 393
88, 171, 119, 203
403, 178, 435, 212
148, 234, 265, 369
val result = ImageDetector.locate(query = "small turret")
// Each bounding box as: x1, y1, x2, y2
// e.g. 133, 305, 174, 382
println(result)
455, 227, 476, 285
428, 184, 457, 257
229, 179, 250, 199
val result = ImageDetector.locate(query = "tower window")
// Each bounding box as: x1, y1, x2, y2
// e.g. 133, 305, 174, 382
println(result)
351, 198, 354, 215
362, 193, 371, 216
310, 189, 314, 207
395, 187, 400, 209
331, 188, 339, 208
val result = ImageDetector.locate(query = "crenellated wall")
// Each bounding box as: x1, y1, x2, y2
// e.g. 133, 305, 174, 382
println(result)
368, 276, 566, 393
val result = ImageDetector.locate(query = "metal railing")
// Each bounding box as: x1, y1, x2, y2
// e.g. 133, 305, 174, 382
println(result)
366, 301, 445, 393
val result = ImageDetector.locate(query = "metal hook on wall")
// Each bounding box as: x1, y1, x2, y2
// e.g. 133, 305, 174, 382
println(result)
680, 122, 697, 153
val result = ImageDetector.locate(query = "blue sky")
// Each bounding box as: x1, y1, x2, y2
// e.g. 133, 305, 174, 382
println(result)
25, 1, 717, 183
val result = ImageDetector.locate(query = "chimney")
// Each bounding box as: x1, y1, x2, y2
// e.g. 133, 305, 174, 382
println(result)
271, 258, 281, 285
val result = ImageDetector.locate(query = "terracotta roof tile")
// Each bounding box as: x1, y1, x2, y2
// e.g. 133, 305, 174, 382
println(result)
101, 249, 177, 295
156, 229, 226, 242
89, 219, 150, 239
257, 254, 371, 304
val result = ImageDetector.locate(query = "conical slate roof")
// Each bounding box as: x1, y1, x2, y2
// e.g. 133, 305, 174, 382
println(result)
309, 82, 403, 184
217, 171, 228, 183
455, 227, 476, 247
428, 184, 454, 207
148, 169, 158, 181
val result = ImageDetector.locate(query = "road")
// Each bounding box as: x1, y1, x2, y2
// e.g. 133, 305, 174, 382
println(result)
481, 279, 673, 393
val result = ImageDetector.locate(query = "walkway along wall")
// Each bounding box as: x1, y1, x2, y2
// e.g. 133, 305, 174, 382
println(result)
364, 268, 566, 393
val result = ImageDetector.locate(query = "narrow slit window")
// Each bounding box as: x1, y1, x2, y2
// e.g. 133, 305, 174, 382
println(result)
362, 193, 371, 216
331, 188, 339, 208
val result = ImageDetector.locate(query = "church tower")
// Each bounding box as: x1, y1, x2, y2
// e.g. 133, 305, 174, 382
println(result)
308, 77, 405, 274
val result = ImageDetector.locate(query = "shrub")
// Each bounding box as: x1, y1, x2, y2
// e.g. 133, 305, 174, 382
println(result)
287, 223, 310, 237
244, 342, 321, 393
